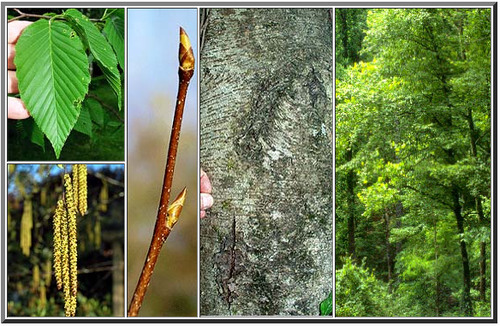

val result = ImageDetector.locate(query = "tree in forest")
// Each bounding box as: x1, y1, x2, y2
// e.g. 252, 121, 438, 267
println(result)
199, 8, 333, 316
7, 164, 124, 317
336, 8, 491, 317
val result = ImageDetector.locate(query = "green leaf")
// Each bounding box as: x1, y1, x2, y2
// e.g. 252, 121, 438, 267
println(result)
15, 19, 90, 158
30, 121, 45, 151
73, 104, 93, 137
103, 10, 124, 70
84, 97, 104, 126
320, 292, 333, 316
64, 9, 122, 110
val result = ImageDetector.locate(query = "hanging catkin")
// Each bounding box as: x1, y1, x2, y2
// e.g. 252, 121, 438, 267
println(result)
43, 259, 52, 287
40, 187, 47, 206
64, 173, 78, 316
32, 264, 40, 291
20, 198, 33, 256
94, 215, 101, 248
99, 180, 108, 212
77, 165, 87, 215
53, 198, 65, 290
72, 165, 80, 212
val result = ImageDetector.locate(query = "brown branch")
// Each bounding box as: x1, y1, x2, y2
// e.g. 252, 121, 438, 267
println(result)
127, 27, 194, 317
8, 8, 104, 23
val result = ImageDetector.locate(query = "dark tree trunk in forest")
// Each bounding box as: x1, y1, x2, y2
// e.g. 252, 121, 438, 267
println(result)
200, 9, 333, 316
452, 188, 473, 316
466, 108, 487, 302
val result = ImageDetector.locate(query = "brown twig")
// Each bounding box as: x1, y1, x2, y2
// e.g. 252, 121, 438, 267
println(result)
127, 27, 195, 317
8, 8, 103, 23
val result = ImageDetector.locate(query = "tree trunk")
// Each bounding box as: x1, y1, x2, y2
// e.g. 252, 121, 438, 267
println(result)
466, 108, 487, 302
200, 8, 333, 316
452, 187, 473, 316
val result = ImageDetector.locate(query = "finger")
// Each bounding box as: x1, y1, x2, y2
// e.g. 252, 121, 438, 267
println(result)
8, 97, 30, 119
8, 44, 16, 69
200, 210, 206, 219
8, 71, 18, 93
200, 193, 213, 211
200, 169, 212, 193
8, 21, 32, 44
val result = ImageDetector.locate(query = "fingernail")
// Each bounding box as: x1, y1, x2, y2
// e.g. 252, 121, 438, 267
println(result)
200, 193, 213, 210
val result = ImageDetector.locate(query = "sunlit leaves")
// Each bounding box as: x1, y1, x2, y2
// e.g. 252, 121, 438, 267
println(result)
15, 20, 90, 158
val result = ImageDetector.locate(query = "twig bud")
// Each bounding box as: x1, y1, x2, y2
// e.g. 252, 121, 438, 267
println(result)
166, 188, 187, 230
179, 27, 194, 71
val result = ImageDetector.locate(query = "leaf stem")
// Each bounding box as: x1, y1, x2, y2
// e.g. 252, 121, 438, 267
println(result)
127, 27, 195, 317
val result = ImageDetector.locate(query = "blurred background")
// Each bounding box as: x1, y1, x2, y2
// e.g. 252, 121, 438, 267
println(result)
7, 164, 125, 317
127, 9, 198, 317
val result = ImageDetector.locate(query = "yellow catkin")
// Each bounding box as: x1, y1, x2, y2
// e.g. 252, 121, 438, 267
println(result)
53, 198, 65, 290
85, 222, 94, 249
78, 165, 87, 216
64, 174, 78, 305
20, 198, 33, 256
62, 176, 72, 316
94, 216, 101, 248
43, 260, 52, 287
32, 264, 40, 292
72, 165, 80, 213
40, 187, 47, 206
39, 284, 47, 310
99, 180, 108, 212
8, 164, 15, 175
69, 293, 77, 317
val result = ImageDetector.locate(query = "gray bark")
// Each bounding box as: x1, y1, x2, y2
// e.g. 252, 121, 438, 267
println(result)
200, 8, 333, 316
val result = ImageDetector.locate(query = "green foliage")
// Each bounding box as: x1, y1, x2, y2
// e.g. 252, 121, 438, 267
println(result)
336, 8, 491, 317
9, 8, 124, 160
102, 9, 125, 70
336, 257, 390, 317
319, 292, 332, 316
15, 19, 90, 158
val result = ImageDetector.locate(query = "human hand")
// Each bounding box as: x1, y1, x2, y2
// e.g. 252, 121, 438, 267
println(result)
8, 20, 32, 120
200, 168, 213, 218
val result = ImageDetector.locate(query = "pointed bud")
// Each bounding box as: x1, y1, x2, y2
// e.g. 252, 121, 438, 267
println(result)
166, 187, 187, 230
179, 27, 195, 71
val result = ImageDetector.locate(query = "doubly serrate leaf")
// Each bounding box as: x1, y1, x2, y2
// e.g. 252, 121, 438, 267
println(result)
64, 9, 122, 110
103, 10, 125, 70
15, 19, 90, 158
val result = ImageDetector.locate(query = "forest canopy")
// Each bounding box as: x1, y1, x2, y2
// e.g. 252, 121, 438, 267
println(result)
335, 8, 491, 317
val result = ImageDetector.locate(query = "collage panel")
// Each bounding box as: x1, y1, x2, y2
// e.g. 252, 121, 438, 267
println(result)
199, 8, 333, 316
335, 8, 492, 318
6, 164, 125, 317
7, 8, 125, 161
126, 8, 198, 317
2, 2, 496, 323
